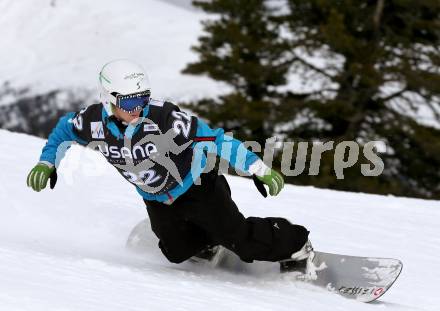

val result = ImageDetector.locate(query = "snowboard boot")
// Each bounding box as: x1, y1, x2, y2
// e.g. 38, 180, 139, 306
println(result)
189, 245, 227, 266
279, 240, 314, 274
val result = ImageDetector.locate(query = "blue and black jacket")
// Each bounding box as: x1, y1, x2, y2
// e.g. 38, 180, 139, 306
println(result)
39, 99, 261, 204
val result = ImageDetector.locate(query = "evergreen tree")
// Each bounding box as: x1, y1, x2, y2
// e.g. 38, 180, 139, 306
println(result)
182, 0, 290, 145
184, 0, 440, 198
279, 0, 440, 198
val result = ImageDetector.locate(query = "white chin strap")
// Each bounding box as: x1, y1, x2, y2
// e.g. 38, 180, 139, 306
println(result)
102, 101, 114, 117
100, 90, 114, 116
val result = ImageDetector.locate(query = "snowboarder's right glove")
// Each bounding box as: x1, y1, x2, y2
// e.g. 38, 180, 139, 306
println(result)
249, 160, 284, 197
26, 162, 58, 192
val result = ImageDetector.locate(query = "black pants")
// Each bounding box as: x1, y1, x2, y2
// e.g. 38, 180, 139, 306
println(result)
145, 171, 309, 264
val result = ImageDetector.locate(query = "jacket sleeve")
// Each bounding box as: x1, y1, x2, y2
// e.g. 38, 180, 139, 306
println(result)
39, 111, 89, 167
194, 118, 261, 175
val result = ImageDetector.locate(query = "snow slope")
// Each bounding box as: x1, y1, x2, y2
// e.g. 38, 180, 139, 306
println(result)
1, 128, 439, 310
158, 0, 196, 11
2, 0, 438, 129
0, 0, 227, 103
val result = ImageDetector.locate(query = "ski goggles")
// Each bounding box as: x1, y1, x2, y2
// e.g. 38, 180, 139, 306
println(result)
111, 90, 151, 113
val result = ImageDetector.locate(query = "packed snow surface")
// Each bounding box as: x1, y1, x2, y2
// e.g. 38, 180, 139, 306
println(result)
1, 129, 439, 310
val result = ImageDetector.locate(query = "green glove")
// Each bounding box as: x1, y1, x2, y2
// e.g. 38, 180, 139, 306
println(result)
256, 168, 284, 196
26, 162, 57, 192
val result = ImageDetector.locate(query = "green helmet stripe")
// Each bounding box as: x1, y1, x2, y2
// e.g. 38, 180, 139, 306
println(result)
99, 72, 111, 84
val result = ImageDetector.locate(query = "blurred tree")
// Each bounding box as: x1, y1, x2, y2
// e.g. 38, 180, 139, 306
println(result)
182, 0, 291, 145
277, 0, 440, 198
183, 0, 440, 198
0, 83, 88, 138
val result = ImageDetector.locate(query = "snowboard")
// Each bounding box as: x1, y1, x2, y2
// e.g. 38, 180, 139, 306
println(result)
197, 247, 403, 303
126, 219, 403, 303
289, 251, 403, 303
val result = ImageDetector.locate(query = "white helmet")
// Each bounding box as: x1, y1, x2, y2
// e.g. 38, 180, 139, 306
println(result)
99, 59, 151, 116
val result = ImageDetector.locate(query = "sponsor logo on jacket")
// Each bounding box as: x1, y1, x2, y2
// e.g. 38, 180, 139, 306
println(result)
144, 124, 159, 132
91, 121, 105, 139
96, 143, 157, 160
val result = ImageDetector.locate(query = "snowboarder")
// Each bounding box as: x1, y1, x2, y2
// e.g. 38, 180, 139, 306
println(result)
26, 59, 312, 271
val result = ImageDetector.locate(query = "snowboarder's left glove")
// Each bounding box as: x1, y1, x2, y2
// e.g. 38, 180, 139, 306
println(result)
249, 160, 284, 197
26, 162, 58, 192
